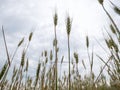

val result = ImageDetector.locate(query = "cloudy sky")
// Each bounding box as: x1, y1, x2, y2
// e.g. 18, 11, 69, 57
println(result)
0, 0, 119, 77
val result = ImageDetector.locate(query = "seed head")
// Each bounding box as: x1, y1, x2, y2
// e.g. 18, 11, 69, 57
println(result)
45, 57, 48, 64
98, 0, 104, 5
26, 58, 29, 71
18, 37, 24, 47
66, 15, 72, 36
21, 50, 25, 67
114, 7, 120, 15
86, 36, 89, 48
74, 52, 79, 64
0, 63, 7, 80
44, 50, 47, 57
29, 32, 33, 42
50, 50, 53, 61
53, 11, 58, 26
35, 62, 41, 87
110, 24, 116, 34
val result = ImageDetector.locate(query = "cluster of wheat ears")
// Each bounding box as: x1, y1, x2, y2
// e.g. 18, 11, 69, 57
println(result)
0, 0, 120, 90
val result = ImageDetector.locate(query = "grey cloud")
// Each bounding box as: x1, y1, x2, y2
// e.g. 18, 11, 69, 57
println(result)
0, 0, 118, 78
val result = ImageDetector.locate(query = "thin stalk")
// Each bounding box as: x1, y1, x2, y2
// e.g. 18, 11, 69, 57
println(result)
2, 26, 10, 66
66, 15, 72, 90
53, 11, 58, 90
87, 48, 91, 70
59, 56, 64, 90
67, 35, 71, 90
54, 25, 58, 90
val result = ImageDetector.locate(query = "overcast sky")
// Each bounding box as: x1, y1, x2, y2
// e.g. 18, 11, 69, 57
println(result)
0, 0, 119, 77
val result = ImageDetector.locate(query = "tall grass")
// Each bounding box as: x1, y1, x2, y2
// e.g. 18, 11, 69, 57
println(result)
0, 0, 120, 90
66, 15, 72, 90
53, 11, 58, 90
